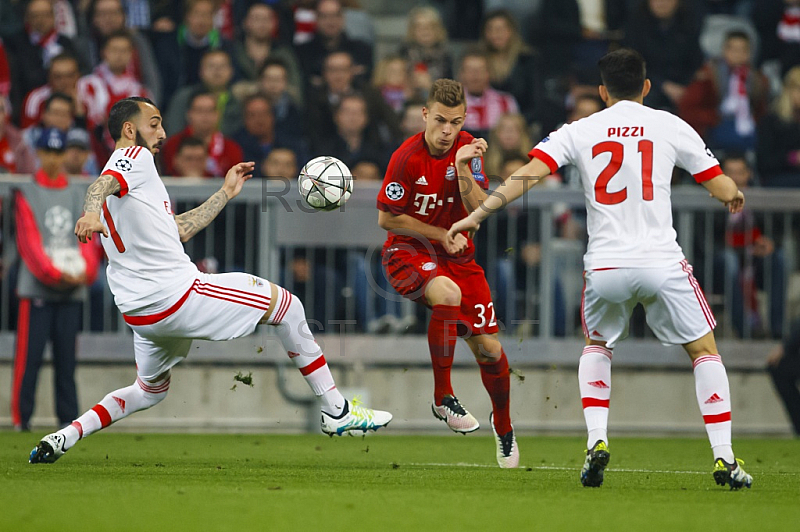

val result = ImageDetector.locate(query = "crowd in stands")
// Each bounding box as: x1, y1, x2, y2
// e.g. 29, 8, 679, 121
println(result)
2, 0, 800, 185
1, 0, 799, 339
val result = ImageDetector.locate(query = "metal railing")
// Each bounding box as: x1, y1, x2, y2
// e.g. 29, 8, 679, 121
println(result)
0, 176, 797, 341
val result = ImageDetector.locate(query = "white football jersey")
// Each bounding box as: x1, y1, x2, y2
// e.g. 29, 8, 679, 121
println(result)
530, 100, 722, 269
99, 146, 198, 313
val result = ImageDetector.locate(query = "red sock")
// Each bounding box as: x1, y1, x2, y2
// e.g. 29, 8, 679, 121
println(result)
479, 350, 511, 435
428, 304, 459, 404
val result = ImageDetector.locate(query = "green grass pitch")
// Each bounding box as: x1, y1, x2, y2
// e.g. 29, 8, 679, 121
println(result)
1, 432, 798, 532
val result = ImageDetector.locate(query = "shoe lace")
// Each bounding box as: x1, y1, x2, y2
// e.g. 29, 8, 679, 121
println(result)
348, 396, 374, 423
441, 396, 468, 416
498, 431, 514, 457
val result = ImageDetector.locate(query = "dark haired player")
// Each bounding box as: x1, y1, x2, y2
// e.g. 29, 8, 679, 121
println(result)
450, 49, 752, 489
378, 79, 518, 468
29, 97, 392, 463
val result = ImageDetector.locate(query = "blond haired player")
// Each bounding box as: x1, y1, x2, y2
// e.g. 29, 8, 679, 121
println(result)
29, 97, 391, 463
449, 49, 753, 489
378, 79, 518, 468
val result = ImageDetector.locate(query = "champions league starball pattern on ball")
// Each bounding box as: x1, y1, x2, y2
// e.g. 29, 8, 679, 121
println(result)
298, 156, 353, 211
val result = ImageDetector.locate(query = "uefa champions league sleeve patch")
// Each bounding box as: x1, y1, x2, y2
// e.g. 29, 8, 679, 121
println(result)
115, 158, 133, 172
470, 157, 482, 173
385, 182, 405, 201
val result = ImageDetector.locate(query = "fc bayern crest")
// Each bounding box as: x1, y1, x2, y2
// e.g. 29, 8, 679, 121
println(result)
385, 182, 404, 201
115, 158, 133, 172
445, 166, 456, 181
470, 157, 482, 173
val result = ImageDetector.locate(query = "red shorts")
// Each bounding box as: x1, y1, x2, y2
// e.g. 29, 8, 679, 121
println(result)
382, 245, 499, 336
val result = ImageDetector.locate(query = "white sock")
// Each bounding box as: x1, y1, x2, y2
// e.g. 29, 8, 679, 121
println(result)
270, 287, 345, 416
693, 354, 734, 462
579, 345, 612, 449
57, 376, 170, 449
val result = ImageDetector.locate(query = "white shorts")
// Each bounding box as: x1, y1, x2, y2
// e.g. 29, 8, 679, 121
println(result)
581, 260, 715, 348
124, 272, 275, 380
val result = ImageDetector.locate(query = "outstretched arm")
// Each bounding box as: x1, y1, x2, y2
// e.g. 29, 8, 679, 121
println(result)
702, 174, 744, 213
447, 157, 550, 239
174, 161, 254, 242
74, 173, 121, 243
378, 210, 468, 256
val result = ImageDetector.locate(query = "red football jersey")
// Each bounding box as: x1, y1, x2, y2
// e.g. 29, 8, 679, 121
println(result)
377, 131, 488, 262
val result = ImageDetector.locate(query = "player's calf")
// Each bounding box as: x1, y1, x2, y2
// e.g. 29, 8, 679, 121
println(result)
268, 286, 393, 430
29, 376, 170, 462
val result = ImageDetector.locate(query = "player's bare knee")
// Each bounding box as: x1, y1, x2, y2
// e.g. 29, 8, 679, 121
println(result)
428, 277, 462, 306
469, 336, 502, 362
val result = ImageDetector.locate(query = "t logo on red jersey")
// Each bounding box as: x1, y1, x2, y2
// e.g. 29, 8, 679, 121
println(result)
414, 193, 438, 216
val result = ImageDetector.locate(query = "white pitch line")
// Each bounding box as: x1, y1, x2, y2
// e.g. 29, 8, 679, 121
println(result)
405, 463, 706, 474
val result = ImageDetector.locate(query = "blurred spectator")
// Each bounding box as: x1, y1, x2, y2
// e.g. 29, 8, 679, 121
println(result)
153, 0, 234, 109
0, 96, 36, 174
679, 30, 769, 154
701, 155, 786, 338
160, 90, 243, 177
314, 93, 390, 172
767, 316, 800, 435
0, 1, 26, 40
231, 93, 307, 175
5, 0, 86, 120
528, 0, 581, 78
172, 136, 208, 178
165, 49, 242, 137
257, 58, 305, 143
20, 53, 108, 132
232, 2, 302, 93
623, 0, 703, 112
261, 146, 298, 180
398, 6, 452, 97
459, 48, 520, 139
569, 93, 604, 121
85, 30, 152, 114
561, 94, 604, 188
755, 0, 800, 76
341, 0, 376, 45
500, 153, 529, 181
757, 66, 800, 187
22, 92, 77, 165
11, 127, 100, 431
140, 0, 184, 33
76, 0, 161, 103
53, 0, 78, 38
352, 159, 382, 181
63, 127, 97, 176
372, 55, 415, 113
399, 99, 426, 140
431, 0, 484, 40
295, 0, 373, 88
485, 113, 532, 181
0, 38, 10, 96
291, 0, 318, 45
479, 9, 539, 124
306, 51, 400, 151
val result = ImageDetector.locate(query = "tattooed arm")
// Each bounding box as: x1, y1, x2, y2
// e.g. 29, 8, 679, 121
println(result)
174, 189, 229, 242
74, 173, 121, 243
174, 161, 255, 242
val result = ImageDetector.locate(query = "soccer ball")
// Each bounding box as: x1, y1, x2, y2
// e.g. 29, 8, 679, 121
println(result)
298, 156, 353, 211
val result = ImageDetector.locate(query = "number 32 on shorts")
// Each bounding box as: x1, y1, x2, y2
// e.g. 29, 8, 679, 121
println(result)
474, 302, 497, 328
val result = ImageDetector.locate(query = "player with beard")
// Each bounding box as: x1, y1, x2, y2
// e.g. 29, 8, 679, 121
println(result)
29, 97, 392, 463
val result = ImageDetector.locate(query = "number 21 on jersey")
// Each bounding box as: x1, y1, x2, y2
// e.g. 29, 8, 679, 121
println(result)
592, 140, 653, 205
